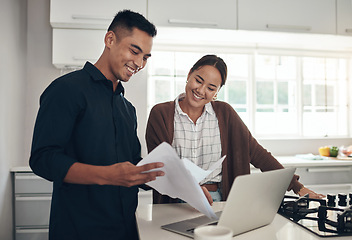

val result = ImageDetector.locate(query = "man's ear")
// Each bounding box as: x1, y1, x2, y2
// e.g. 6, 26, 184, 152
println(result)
105, 31, 115, 48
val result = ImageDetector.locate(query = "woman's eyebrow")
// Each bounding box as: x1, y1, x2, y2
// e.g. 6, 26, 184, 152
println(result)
196, 74, 204, 81
196, 74, 218, 88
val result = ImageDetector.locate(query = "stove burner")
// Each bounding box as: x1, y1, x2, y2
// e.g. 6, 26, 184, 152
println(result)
317, 205, 352, 234
279, 194, 352, 237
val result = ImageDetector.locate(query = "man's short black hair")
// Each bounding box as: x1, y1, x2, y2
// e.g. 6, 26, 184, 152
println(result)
108, 10, 157, 37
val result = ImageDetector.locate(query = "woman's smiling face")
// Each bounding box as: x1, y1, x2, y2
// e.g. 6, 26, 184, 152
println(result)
183, 65, 222, 110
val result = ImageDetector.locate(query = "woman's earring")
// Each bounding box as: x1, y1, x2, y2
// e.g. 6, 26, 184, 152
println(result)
213, 96, 217, 101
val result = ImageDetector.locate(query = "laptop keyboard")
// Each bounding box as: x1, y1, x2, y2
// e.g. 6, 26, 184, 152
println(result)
186, 221, 218, 233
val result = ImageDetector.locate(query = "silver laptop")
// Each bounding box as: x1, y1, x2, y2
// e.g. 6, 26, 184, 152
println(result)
161, 168, 296, 238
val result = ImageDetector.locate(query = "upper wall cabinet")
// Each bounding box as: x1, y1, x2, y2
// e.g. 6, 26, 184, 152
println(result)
52, 28, 106, 68
147, 0, 237, 30
50, 0, 147, 29
238, 0, 336, 35
337, 0, 352, 35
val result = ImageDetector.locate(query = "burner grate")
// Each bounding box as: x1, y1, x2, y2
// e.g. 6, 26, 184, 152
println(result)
279, 194, 352, 237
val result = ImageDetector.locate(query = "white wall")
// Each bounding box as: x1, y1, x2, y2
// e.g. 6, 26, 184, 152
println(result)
1, 0, 27, 239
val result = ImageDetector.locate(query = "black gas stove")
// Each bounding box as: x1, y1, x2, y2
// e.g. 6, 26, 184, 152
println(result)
278, 194, 352, 237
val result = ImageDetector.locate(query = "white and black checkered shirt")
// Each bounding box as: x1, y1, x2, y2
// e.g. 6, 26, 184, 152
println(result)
172, 93, 222, 184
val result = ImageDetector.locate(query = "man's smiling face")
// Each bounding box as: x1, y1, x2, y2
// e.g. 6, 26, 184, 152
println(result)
107, 27, 153, 82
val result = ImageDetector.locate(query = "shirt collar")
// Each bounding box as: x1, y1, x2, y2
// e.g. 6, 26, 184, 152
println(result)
175, 93, 215, 115
83, 61, 125, 95
83, 62, 106, 81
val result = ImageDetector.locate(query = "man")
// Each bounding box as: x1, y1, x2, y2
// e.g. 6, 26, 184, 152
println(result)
29, 10, 164, 240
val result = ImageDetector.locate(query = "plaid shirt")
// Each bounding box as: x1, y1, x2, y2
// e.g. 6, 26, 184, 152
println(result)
172, 93, 222, 184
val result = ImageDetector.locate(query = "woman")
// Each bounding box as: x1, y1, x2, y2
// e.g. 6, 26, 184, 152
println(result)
146, 54, 324, 204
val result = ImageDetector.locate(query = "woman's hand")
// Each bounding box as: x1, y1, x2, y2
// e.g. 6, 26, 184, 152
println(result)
298, 187, 326, 199
201, 186, 213, 205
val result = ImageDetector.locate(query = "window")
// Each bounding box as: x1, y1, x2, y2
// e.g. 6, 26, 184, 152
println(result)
301, 57, 348, 137
254, 55, 298, 136
148, 50, 350, 138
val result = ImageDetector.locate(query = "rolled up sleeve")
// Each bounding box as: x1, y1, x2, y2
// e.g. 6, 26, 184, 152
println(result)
30, 80, 80, 183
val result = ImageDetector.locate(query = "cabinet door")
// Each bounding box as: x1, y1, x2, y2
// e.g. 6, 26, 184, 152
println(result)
52, 28, 106, 68
238, 0, 336, 34
147, 0, 237, 29
50, 0, 147, 29
337, 0, 352, 35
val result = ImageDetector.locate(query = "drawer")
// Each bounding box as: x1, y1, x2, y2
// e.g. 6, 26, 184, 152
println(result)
16, 228, 48, 240
295, 166, 352, 185
305, 183, 352, 196
14, 173, 52, 194
15, 195, 51, 227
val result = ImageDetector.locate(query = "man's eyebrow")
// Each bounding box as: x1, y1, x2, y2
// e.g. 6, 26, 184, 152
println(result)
131, 44, 152, 57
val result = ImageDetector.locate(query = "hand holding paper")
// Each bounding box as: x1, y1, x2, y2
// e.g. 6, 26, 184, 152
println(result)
137, 142, 226, 219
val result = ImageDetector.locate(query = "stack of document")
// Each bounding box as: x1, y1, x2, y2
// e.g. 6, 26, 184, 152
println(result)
137, 142, 226, 219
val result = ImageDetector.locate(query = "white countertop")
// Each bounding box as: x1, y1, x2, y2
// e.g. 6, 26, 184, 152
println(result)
10, 166, 32, 172
276, 156, 352, 168
11, 156, 352, 173
136, 202, 351, 240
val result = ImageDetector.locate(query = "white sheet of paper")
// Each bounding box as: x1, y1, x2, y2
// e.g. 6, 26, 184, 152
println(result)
182, 156, 226, 183
137, 142, 224, 219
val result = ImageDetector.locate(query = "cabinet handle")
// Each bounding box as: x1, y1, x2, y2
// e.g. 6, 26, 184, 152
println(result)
72, 57, 97, 61
16, 228, 49, 233
266, 24, 311, 31
168, 19, 218, 27
307, 167, 351, 173
71, 15, 111, 21
16, 196, 52, 201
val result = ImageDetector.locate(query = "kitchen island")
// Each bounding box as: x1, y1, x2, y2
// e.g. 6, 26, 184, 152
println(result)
11, 157, 352, 239
136, 202, 351, 240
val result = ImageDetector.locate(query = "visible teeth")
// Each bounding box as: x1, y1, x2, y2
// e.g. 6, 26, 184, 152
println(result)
193, 92, 203, 99
127, 66, 136, 74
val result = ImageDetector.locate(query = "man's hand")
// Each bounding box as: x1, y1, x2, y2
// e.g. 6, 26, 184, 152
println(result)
107, 161, 164, 187
298, 187, 326, 199
64, 161, 164, 186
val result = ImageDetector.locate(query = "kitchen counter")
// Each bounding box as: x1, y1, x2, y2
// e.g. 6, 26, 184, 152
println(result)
11, 156, 352, 173
10, 166, 32, 172
136, 202, 351, 240
276, 156, 352, 168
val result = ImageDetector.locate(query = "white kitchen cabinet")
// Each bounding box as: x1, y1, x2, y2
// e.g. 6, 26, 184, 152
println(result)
50, 0, 147, 29
12, 172, 52, 240
337, 0, 352, 35
295, 166, 352, 185
238, 0, 336, 34
296, 166, 352, 196
147, 0, 237, 29
52, 28, 106, 68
